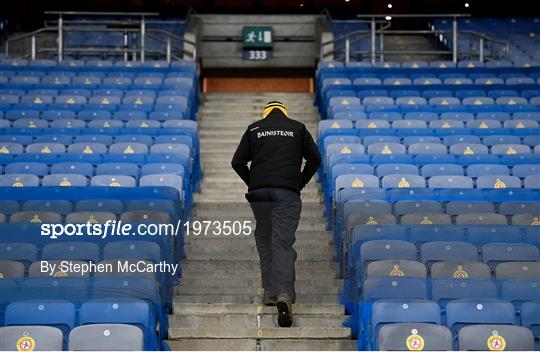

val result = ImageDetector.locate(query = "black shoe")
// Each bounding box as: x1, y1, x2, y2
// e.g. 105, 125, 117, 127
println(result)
262, 289, 277, 306
276, 293, 293, 327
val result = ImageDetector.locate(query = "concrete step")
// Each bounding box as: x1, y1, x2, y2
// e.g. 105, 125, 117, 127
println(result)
185, 228, 330, 236
191, 215, 325, 226
172, 293, 341, 304
172, 303, 345, 315
167, 339, 256, 351
183, 252, 333, 262
197, 182, 320, 193
181, 268, 338, 279
192, 209, 322, 218
169, 313, 346, 328
175, 286, 340, 296
260, 339, 357, 351
185, 236, 329, 246
193, 202, 323, 213
183, 221, 326, 233
168, 326, 350, 339
178, 277, 342, 291
181, 260, 336, 271
194, 194, 322, 203
184, 244, 335, 258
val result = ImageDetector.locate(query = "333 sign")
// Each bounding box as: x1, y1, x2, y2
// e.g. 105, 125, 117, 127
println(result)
242, 50, 272, 60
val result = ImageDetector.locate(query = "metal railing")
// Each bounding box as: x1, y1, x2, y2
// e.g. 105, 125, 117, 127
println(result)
5, 11, 198, 62
319, 13, 509, 64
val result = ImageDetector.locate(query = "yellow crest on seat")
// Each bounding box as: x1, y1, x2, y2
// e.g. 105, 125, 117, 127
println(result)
393, 80, 401, 85
16, 336, 35, 352
389, 265, 404, 277
467, 62, 475, 68
352, 178, 364, 188
84, 78, 91, 85
516, 122, 525, 128
506, 147, 517, 155
66, 98, 76, 104
101, 97, 110, 104
423, 80, 431, 85
333, 79, 341, 85
420, 216, 432, 225
40, 145, 51, 153
407, 99, 416, 105
440, 99, 449, 105
406, 334, 425, 351
33, 97, 42, 104
124, 145, 135, 154
531, 217, 540, 226
30, 215, 42, 223
0, 145, 9, 154
368, 121, 378, 129
455, 79, 462, 85
53, 270, 68, 277
340, 146, 351, 154
382, 145, 392, 154
83, 146, 93, 154
398, 177, 410, 188
494, 178, 506, 189
479, 121, 489, 129
59, 177, 72, 186
486, 79, 493, 85
140, 121, 149, 128
366, 216, 378, 225
508, 98, 516, 105
87, 215, 97, 224
12, 182, 24, 187
103, 121, 111, 128
442, 121, 451, 128
28, 121, 37, 128
474, 99, 483, 105
135, 97, 143, 105
453, 265, 469, 278
464, 146, 475, 155
331, 122, 341, 128
487, 333, 506, 351
341, 99, 349, 105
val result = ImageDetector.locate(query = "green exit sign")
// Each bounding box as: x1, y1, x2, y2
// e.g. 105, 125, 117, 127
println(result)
243, 27, 273, 48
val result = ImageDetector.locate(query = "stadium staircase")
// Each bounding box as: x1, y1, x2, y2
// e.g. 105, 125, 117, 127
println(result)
167, 93, 355, 350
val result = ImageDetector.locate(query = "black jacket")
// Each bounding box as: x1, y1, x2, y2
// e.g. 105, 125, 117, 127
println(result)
231, 109, 322, 193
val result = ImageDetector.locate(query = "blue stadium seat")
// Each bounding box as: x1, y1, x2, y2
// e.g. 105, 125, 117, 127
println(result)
482, 243, 540, 268
421, 241, 478, 267
0, 174, 40, 187
90, 175, 136, 187
431, 279, 497, 307
42, 242, 100, 262
22, 200, 72, 215
41, 173, 88, 186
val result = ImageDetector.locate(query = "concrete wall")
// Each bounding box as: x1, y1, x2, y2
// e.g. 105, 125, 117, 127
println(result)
198, 14, 320, 68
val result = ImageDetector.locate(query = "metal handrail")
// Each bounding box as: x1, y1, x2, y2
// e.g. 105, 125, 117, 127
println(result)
44, 11, 159, 16
459, 30, 510, 61
6, 10, 197, 62
318, 13, 514, 64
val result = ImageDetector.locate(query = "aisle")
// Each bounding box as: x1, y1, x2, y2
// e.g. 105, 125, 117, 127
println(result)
167, 93, 354, 350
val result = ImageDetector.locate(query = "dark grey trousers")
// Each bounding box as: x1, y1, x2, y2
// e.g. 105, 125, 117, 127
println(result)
246, 187, 302, 302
